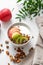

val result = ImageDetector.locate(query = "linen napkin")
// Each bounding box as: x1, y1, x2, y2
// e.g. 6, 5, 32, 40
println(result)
36, 16, 43, 39
33, 16, 43, 65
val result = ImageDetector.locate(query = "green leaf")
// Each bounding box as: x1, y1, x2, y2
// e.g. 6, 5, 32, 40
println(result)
16, 14, 25, 18
33, 13, 37, 17
38, 0, 41, 9
16, 14, 22, 17
15, 17, 20, 19
29, 0, 32, 4
23, 1, 27, 5
42, 3, 43, 9
17, 0, 22, 3
21, 8, 25, 12
23, 7, 28, 15
16, 0, 43, 20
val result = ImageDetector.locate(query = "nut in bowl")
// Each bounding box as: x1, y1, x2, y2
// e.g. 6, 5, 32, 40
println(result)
7, 22, 32, 47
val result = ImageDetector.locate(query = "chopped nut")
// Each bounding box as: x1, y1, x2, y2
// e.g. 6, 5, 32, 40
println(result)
14, 48, 16, 50
9, 55, 12, 57
13, 57, 21, 63
10, 57, 13, 61
2, 49, 4, 52
8, 63, 10, 65
0, 44, 3, 47
8, 48, 26, 63
9, 54, 21, 63
0, 49, 2, 53
26, 35, 30, 40
32, 36, 34, 38
9, 55, 13, 61
14, 53, 21, 58
5, 40, 9, 44
29, 47, 33, 52
16, 59, 21, 63
16, 47, 26, 59
21, 47, 24, 49
13, 57, 17, 62
9, 55, 16, 62
6, 51, 9, 55
17, 47, 22, 52
0, 49, 4, 53
6, 46, 9, 49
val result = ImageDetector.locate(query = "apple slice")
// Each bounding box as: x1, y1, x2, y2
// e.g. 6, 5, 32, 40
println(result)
8, 27, 20, 38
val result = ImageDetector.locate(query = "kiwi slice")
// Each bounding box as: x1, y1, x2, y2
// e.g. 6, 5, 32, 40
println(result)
16, 36, 22, 44
20, 36, 28, 44
12, 32, 21, 41
12, 32, 29, 44
16, 36, 28, 44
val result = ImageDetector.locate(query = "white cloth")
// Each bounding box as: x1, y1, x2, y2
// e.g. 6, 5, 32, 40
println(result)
36, 16, 43, 39
33, 16, 43, 65
33, 36, 43, 65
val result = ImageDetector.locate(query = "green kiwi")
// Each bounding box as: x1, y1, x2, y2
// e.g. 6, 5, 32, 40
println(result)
16, 36, 22, 44
16, 36, 28, 44
12, 32, 21, 41
12, 32, 29, 44
20, 36, 28, 44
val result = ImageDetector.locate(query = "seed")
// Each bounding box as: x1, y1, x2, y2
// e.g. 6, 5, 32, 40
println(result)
14, 48, 16, 50
13, 57, 17, 62
0, 49, 2, 53
2, 49, 4, 52
32, 36, 34, 38
29, 47, 33, 52
6, 51, 9, 55
8, 63, 10, 65
5, 40, 9, 44
17, 59, 21, 63
0, 44, 3, 47
9, 55, 13, 61
21, 47, 24, 49
6, 46, 9, 49
9, 55, 12, 57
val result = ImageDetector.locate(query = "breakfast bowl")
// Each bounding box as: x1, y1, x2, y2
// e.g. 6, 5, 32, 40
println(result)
7, 22, 32, 47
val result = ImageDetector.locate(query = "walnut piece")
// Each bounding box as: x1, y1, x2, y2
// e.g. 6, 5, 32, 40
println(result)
6, 51, 9, 56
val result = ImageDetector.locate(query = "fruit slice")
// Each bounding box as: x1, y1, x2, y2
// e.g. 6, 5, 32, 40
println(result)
20, 36, 28, 44
16, 36, 28, 44
16, 36, 21, 44
8, 27, 20, 38
12, 32, 21, 41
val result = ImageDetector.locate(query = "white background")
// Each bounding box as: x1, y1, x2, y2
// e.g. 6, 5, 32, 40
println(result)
0, 0, 39, 65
